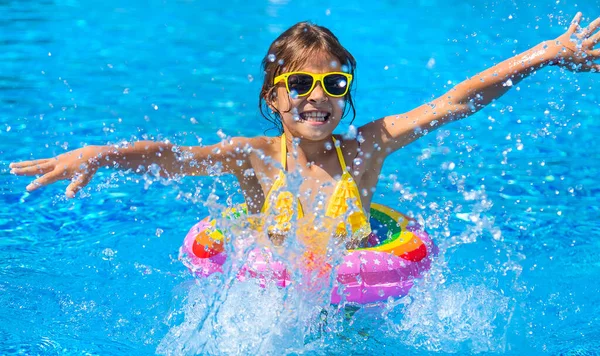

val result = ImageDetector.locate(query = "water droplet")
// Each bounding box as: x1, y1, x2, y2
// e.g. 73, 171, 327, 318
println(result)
155, 228, 163, 237
357, 133, 365, 144
426, 58, 435, 69
102, 248, 116, 261
343, 125, 357, 139
325, 141, 332, 150
353, 157, 362, 166
149, 164, 162, 176
267, 54, 276, 62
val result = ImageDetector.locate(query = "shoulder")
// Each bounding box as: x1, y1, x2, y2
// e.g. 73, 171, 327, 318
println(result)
213, 136, 276, 153
354, 120, 394, 161
243, 135, 279, 154
236, 135, 282, 166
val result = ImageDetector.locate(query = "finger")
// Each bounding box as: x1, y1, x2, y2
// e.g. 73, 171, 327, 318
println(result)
9, 158, 51, 169
10, 162, 54, 176
26, 170, 66, 192
587, 64, 600, 72
581, 16, 600, 37
587, 31, 600, 47
65, 173, 93, 198
568, 12, 583, 34
579, 63, 600, 72
590, 49, 600, 57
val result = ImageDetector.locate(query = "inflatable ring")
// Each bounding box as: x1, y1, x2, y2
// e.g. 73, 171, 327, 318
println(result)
180, 203, 436, 305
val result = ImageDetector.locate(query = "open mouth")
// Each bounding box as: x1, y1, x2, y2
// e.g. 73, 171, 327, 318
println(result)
299, 111, 331, 124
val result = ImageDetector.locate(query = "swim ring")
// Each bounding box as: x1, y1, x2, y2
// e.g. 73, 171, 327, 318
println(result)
180, 203, 436, 305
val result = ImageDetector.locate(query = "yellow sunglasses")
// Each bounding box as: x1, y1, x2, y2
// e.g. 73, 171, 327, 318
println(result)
273, 71, 353, 98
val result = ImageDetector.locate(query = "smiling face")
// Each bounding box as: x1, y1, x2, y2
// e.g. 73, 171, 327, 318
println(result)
270, 52, 346, 142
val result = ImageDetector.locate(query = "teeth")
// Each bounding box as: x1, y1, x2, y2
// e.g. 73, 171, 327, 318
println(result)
301, 112, 328, 122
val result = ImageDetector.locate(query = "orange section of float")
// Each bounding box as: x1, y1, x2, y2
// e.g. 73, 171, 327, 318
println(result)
191, 218, 224, 258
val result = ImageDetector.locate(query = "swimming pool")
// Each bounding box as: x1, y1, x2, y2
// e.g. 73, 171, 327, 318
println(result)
2, 0, 599, 354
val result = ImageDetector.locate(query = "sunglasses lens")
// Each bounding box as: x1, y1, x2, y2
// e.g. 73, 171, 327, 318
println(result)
323, 74, 349, 96
287, 74, 313, 95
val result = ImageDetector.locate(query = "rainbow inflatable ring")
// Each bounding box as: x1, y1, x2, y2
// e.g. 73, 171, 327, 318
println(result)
180, 203, 436, 305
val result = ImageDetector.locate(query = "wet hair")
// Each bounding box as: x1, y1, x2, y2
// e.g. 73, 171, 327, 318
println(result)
259, 22, 357, 134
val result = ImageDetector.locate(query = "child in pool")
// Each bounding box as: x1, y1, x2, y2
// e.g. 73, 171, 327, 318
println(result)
9, 13, 600, 249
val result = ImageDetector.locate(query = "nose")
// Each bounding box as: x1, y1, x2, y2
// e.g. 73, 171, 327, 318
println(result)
307, 81, 327, 103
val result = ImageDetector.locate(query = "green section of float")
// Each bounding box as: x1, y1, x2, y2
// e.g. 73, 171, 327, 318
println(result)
368, 205, 402, 245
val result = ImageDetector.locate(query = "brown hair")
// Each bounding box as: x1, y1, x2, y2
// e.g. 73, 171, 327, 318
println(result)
259, 22, 357, 133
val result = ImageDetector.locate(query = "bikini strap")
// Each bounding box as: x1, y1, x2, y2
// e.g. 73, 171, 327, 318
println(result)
331, 136, 348, 173
280, 133, 287, 170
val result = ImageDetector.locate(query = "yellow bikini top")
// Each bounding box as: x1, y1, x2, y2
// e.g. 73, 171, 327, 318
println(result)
261, 134, 371, 239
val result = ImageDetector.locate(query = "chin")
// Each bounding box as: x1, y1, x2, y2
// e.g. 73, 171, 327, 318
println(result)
289, 125, 336, 141
283, 119, 340, 141
300, 132, 333, 141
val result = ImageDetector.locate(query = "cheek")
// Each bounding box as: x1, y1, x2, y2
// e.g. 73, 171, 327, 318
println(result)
273, 88, 296, 112
333, 99, 346, 113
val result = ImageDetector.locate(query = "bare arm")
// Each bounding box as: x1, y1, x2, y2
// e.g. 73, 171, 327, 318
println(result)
9, 137, 252, 197
101, 139, 251, 177
361, 12, 600, 156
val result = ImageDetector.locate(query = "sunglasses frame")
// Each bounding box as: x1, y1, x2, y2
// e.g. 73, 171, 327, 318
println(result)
273, 71, 353, 98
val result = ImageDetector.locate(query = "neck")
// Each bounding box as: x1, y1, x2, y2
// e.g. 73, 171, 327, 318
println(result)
283, 133, 336, 168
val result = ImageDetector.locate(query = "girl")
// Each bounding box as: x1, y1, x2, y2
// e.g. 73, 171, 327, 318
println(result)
9, 14, 600, 248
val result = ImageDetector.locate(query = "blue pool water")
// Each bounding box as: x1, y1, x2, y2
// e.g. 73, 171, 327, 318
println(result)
2, 0, 600, 354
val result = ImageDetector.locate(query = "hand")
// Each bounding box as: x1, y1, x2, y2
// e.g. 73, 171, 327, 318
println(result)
9, 147, 104, 198
552, 12, 600, 72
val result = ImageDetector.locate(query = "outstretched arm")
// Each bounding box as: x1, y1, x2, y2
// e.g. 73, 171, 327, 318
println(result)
362, 12, 599, 156
9, 137, 252, 197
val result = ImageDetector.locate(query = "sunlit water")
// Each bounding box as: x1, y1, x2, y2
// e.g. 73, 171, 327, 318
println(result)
2, 0, 600, 354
